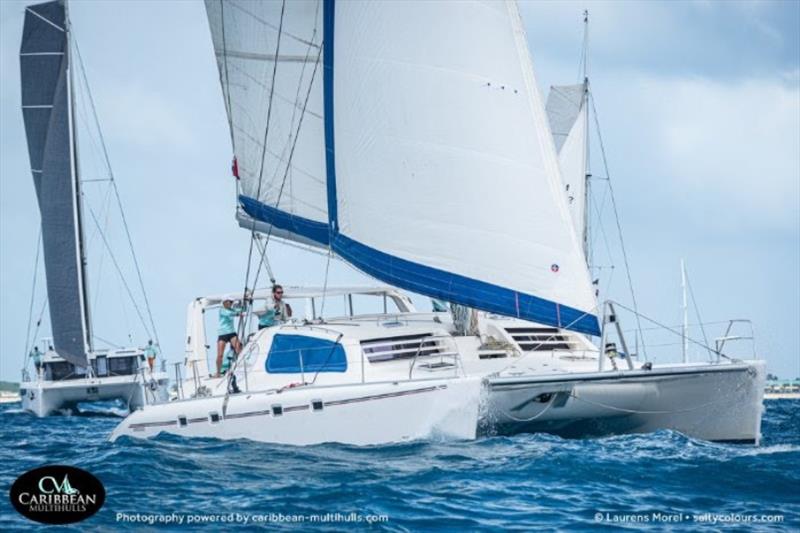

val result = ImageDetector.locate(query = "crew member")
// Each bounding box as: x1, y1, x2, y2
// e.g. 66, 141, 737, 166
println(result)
216, 299, 246, 376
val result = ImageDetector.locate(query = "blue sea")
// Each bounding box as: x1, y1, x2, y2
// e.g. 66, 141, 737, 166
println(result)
1, 400, 798, 531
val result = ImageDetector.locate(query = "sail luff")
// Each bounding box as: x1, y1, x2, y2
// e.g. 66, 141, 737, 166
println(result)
65, 0, 93, 355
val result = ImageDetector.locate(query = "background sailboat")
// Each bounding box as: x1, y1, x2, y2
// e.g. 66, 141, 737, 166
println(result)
18, 0, 168, 416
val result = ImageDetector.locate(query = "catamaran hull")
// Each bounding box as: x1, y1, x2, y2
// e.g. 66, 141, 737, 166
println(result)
20, 374, 169, 417
485, 361, 766, 444
109, 378, 482, 445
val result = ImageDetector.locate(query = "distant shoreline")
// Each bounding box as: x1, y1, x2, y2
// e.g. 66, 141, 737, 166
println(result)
0, 381, 19, 393
765, 393, 800, 400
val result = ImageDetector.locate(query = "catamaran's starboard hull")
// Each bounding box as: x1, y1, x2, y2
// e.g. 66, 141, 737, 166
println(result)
485, 361, 765, 444
109, 378, 482, 445
21, 374, 169, 417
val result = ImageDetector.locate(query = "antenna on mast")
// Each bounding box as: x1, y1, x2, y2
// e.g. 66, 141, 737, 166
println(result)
581, 9, 589, 82
681, 259, 689, 363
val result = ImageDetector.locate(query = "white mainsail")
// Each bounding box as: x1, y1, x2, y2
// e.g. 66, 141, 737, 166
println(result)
546, 83, 588, 256
204, 0, 599, 335
205, 0, 329, 246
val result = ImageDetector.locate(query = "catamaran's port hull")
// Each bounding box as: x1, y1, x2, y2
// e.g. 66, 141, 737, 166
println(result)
20, 373, 169, 417
485, 361, 765, 444
109, 377, 482, 445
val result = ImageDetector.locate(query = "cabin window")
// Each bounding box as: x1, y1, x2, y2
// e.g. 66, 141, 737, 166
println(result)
108, 356, 138, 376
209, 412, 220, 424
272, 405, 283, 417
94, 355, 108, 377
311, 399, 324, 412
178, 416, 188, 427
46, 361, 77, 381
266, 334, 347, 374
360, 334, 442, 363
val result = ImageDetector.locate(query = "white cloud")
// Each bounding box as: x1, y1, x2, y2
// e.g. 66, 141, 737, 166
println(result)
590, 74, 800, 234
637, 76, 799, 232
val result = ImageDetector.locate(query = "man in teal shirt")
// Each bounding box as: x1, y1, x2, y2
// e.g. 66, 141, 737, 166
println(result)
143, 340, 159, 372
256, 285, 292, 331
216, 299, 246, 376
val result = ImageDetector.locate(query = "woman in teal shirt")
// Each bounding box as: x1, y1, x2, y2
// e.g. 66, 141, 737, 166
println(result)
216, 299, 245, 376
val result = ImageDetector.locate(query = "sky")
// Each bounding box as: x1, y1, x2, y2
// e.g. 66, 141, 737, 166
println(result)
1, 0, 798, 382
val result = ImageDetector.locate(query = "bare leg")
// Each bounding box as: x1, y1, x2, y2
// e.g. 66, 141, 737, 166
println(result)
148, 359, 154, 371
231, 335, 242, 355
216, 340, 226, 376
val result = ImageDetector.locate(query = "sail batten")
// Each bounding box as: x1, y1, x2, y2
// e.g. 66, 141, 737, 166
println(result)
20, 0, 90, 365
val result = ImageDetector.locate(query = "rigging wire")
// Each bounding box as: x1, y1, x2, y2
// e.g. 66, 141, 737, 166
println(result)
686, 271, 713, 359
611, 301, 733, 361
235, 0, 288, 339
238, 21, 323, 339
319, 249, 333, 319
23, 230, 42, 365
589, 93, 648, 360
87, 205, 153, 341
27, 297, 49, 363
252, 0, 287, 204
74, 38, 160, 346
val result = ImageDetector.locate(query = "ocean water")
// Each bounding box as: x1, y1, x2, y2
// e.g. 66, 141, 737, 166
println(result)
1, 400, 798, 531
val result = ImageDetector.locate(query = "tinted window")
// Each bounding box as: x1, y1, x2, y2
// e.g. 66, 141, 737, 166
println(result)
266, 334, 347, 374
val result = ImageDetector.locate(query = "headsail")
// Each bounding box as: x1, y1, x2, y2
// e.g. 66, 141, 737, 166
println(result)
205, 0, 329, 247
21, 0, 90, 366
324, 0, 599, 335
546, 83, 588, 256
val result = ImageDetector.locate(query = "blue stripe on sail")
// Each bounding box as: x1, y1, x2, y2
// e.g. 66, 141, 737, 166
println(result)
332, 234, 601, 336
239, 196, 330, 246
323, 0, 338, 232
320, 0, 599, 336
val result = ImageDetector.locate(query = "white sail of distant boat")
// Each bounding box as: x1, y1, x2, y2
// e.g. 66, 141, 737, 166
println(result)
205, 0, 600, 336
546, 82, 588, 258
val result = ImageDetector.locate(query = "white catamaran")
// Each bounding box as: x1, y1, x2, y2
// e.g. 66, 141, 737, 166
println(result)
111, 0, 764, 445
18, 0, 169, 416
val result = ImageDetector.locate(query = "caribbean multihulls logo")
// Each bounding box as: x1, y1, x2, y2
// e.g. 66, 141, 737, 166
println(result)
10, 465, 105, 524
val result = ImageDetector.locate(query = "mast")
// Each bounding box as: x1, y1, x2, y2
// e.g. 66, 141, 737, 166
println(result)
64, 0, 93, 355
581, 9, 591, 265
681, 259, 689, 363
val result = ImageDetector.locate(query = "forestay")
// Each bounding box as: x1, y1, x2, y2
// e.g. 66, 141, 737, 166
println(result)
325, 0, 599, 335
546, 84, 588, 256
20, 0, 90, 366
205, 0, 329, 247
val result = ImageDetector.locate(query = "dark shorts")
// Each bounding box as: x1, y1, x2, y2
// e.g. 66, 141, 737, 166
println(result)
218, 332, 238, 343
